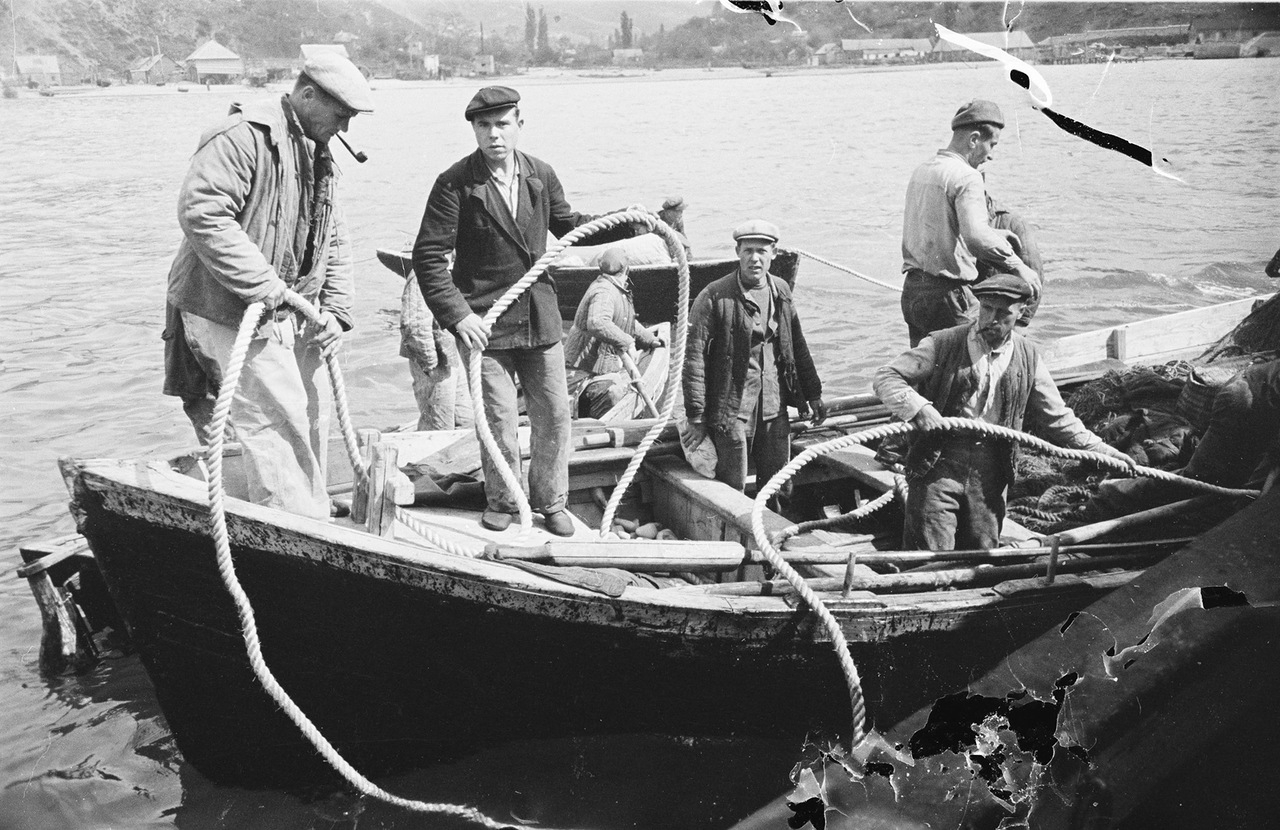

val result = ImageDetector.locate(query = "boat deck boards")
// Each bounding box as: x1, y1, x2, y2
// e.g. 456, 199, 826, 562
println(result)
332, 502, 600, 549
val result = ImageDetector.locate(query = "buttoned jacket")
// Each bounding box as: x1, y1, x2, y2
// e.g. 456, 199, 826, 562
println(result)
413, 149, 597, 350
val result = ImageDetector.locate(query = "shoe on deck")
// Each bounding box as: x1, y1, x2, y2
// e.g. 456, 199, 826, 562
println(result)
481, 508, 514, 531
542, 510, 575, 537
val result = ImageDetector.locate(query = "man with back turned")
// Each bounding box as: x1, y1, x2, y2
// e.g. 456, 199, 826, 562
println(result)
901, 99, 1041, 346
413, 86, 609, 536
162, 52, 372, 520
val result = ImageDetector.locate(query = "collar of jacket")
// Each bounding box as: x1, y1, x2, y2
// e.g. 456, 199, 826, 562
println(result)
209, 96, 337, 173
463, 149, 544, 255
735, 269, 780, 314
599, 272, 631, 294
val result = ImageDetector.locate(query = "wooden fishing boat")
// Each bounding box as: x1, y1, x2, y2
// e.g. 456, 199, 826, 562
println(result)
23, 288, 1273, 787
374, 247, 801, 326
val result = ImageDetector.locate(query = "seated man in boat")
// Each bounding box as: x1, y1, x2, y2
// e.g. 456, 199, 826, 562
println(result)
901, 99, 1041, 346
874, 273, 1129, 551
564, 248, 665, 419
683, 220, 827, 496
161, 52, 372, 520
1085, 357, 1280, 517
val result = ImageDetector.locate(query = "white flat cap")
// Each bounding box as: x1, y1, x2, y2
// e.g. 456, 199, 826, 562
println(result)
303, 52, 374, 113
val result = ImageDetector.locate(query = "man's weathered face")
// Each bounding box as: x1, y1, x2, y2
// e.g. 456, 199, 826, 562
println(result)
977, 295, 1024, 347
297, 84, 357, 144
736, 239, 775, 286
966, 127, 1000, 169
471, 107, 521, 164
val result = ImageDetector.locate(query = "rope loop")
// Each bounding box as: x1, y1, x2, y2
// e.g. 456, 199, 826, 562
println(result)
203, 295, 548, 827
751, 416, 1261, 750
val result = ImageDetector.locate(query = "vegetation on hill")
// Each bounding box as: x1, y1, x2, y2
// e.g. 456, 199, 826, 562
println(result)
2, 1, 1274, 80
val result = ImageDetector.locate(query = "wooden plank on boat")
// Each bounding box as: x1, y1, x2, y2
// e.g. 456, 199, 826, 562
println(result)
1042, 295, 1270, 371
486, 539, 746, 572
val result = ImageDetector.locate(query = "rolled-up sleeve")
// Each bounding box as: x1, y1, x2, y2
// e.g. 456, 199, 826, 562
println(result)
873, 337, 938, 422
1027, 361, 1107, 451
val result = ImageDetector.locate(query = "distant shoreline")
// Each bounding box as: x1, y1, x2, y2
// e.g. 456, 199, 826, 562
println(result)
3, 54, 1226, 100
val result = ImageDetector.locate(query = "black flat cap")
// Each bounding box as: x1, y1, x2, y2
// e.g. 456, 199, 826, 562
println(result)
465, 86, 520, 121
972, 273, 1032, 302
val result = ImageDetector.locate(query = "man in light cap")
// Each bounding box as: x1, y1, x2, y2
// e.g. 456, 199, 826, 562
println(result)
900, 99, 1042, 346
413, 86, 626, 535
162, 51, 373, 519
874, 273, 1129, 551
684, 221, 826, 498
563, 248, 664, 418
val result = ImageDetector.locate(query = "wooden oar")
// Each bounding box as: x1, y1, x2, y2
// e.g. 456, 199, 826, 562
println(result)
620, 351, 660, 418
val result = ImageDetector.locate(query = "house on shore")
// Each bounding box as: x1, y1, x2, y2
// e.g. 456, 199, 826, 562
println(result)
929, 30, 1038, 62
840, 38, 932, 62
127, 54, 182, 85
185, 40, 244, 84
14, 55, 61, 86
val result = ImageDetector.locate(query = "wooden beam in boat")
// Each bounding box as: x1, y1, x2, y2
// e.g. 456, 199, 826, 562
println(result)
1041, 295, 1271, 372
486, 539, 747, 572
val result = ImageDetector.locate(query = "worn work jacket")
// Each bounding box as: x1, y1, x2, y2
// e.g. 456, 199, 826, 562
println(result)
564, 274, 653, 374
165, 96, 354, 331
413, 149, 600, 351
683, 271, 822, 433
902, 324, 1037, 485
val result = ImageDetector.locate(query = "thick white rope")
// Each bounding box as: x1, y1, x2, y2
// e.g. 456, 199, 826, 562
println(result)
598, 218, 691, 534
751, 416, 1261, 749
467, 209, 670, 535
204, 298, 544, 827
791, 247, 903, 293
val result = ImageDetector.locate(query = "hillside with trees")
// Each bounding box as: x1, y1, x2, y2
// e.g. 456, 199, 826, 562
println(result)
2, 1, 1274, 82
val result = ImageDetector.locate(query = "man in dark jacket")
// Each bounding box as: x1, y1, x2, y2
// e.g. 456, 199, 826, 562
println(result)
683, 220, 827, 495
874, 273, 1128, 550
412, 86, 602, 535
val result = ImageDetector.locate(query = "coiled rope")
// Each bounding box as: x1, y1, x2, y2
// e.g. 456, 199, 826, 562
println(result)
750, 416, 1261, 749
461, 209, 686, 537
383, 209, 687, 557
205, 294, 547, 827
791, 247, 903, 293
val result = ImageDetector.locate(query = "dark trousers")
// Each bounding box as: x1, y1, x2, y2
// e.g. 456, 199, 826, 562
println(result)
901, 269, 978, 347
904, 438, 1007, 551
711, 409, 791, 497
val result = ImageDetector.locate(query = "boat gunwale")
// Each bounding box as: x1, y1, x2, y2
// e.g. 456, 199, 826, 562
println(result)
66, 456, 1144, 639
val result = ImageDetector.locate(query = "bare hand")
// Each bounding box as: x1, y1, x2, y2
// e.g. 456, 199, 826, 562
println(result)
454, 314, 490, 351
911, 404, 944, 433
807, 397, 828, 426
310, 310, 344, 358
262, 280, 289, 310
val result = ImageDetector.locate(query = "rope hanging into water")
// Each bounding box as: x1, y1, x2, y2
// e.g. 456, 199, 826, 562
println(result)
205, 295, 543, 828
791, 247, 903, 293
750, 416, 1261, 749
465, 209, 683, 536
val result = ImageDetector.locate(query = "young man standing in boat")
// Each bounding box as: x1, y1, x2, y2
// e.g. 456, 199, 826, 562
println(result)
564, 247, 664, 418
412, 86, 614, 536
683, 221, 827, 497
874, 273, 1128, 551
161, 52, 371, 520
900, 100, 1042, 346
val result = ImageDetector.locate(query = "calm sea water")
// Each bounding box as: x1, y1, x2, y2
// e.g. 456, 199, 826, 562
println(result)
1, 58, 1278, 828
